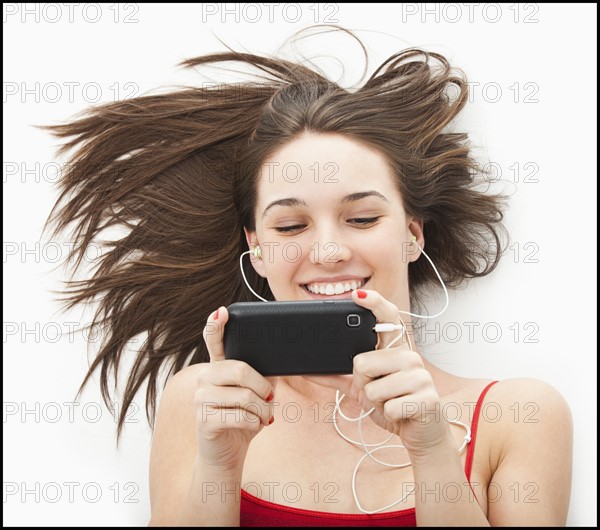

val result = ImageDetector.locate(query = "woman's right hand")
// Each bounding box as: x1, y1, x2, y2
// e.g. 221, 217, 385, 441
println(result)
196, 306, 276, 472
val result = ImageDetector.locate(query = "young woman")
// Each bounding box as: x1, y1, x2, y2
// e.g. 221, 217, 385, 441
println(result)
43, 26, 572, 526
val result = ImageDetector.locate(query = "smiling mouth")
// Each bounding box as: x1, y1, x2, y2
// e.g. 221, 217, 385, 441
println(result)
301, 276, 371, 296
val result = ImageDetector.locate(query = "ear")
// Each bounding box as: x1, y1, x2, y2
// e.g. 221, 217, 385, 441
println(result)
407, 217, 425, 263
243, 227, 267, 278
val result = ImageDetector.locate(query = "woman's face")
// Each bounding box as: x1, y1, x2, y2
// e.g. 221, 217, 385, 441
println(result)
245, 132, 422, 311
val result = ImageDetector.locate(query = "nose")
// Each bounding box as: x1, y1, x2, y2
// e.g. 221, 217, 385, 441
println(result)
308, 225, 351, 265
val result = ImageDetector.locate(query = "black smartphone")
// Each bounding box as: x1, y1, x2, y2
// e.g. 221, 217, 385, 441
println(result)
223, 300, 377, 376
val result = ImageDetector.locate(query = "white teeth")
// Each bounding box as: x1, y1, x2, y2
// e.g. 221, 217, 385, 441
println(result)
305, 278, 366, 295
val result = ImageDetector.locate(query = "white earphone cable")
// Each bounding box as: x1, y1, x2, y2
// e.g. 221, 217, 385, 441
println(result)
240, 237, 470, 514
331, 239, 470, 514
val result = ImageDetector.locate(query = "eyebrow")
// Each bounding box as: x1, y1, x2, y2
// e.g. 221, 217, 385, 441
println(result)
262, 190, 390, 218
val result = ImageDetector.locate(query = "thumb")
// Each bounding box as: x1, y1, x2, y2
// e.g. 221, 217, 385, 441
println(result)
203, 306, 228, 362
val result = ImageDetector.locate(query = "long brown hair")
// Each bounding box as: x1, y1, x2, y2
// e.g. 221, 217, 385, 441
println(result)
40, 25, 509, 441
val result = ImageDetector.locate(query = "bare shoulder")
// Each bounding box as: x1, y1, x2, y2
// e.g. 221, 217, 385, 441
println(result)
155, 363, 206, 418
486, 377, 572, 426
481, 377, 573, 458
150, 364, 206, 448
481, 378, 573, 526
490, 376, 569, 399
148, 364, 205, 524
150, 363, 205, 460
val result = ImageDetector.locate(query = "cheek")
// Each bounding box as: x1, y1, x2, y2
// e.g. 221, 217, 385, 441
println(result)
369, 247, 397, 275
364, 233, 408, 275
263, 248, 299, 278
364, 233, 394, 257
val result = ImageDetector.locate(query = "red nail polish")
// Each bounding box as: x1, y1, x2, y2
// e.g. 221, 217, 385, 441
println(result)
268, 417, 274, 425
266, 391, 274, 402
213, 308, 219, 320
356, 289, 367, 299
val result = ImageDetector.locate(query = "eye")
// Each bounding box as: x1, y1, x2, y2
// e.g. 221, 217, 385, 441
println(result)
350, 217, 380, 226
273, 217, 381, 233
273, 225, 304, 233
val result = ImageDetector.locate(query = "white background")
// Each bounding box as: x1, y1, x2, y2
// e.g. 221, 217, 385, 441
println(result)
3, 3, 597, 526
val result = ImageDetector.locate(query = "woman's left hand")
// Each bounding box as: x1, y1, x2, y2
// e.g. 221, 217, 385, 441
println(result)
346, 288, 452, 457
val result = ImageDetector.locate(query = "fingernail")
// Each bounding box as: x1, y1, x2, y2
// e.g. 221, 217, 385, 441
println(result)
356, 289, 367, 299
268, 416, 274, 425
213, 308, 219, 320
266, 391, 274, 402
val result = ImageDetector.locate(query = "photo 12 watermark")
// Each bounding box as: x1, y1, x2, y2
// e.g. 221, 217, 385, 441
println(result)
399, 3, 540, 24
200, 3, 340, 24
3, 81, 139, 104
201, 480, 341, 504
3, 3, 140, 24
3, 481, 140, 504
3, 401, 141, 425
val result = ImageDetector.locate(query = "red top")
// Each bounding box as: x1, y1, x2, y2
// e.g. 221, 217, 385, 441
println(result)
240, 380, 499, 527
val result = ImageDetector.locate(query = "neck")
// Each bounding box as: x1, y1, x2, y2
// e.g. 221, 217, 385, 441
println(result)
279, 349, 455, 405
279, 375, 411, 447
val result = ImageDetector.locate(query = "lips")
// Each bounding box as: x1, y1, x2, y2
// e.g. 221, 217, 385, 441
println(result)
301, 277, 371, 298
